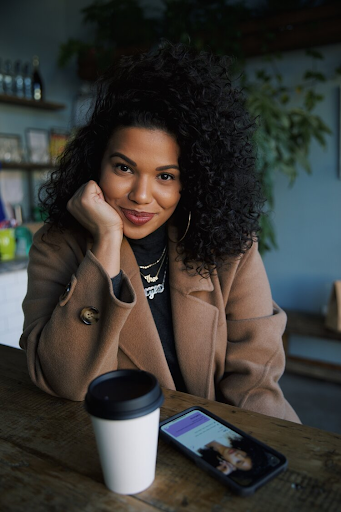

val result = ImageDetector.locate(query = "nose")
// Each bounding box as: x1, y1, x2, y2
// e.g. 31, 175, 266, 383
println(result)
128, 176, 153, 205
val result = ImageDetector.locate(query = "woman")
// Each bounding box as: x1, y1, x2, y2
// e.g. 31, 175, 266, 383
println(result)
20, 42, 299, 422
197, 447, 235, 476
204, 440, 253, 472
199, 437, 270, 478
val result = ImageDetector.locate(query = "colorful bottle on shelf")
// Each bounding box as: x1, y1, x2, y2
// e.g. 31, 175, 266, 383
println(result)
4, 60, 14, 95
0, 59, 4, 94
23, 62, 32, 99
32, 55, 43, 101
14, 60, 24, 98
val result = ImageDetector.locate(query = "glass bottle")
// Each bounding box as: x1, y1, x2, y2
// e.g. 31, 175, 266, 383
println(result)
4, 59, 14, 95
23, 62, 32, 99
32, 55, 43, 101
0, 59, 4, 94
14, 60, 24, 98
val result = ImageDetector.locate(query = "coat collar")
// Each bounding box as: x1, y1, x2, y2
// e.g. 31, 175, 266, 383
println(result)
117, 226, 219, 399
119, 225, 214, 295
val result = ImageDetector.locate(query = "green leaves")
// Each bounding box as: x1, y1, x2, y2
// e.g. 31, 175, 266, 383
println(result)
303, 70, 326, 82
244, 47, 333, 254
305, 48, 324, 60
246, 81, 331, 253
58, 0, 158, 69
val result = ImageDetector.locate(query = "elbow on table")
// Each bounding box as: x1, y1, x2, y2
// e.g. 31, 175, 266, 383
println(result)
33, 374, 88, 402
20, 334, 92, 402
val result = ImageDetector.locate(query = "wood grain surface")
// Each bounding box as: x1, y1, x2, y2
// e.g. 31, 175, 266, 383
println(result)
1, 344, 340, 512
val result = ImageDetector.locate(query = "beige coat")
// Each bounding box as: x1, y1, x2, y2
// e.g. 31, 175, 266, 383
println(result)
20, 224, 299, 422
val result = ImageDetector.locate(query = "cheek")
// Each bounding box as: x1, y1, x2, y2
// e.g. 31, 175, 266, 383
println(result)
158, 186, 182, 209
100, 173, 125, 200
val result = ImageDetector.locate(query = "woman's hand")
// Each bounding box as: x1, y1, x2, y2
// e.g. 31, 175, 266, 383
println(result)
67, 180, 123, 241
67, 180, 123, 277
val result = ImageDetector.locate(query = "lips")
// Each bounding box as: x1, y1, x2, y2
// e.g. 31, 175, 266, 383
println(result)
121, 208, 156, 226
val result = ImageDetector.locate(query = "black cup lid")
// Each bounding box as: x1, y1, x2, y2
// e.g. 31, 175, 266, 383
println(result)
84, 370, 164, 420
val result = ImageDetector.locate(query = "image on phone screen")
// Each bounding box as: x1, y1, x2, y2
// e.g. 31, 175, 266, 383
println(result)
160, 409, 283, 488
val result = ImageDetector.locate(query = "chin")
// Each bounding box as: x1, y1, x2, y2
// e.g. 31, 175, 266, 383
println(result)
123, 224, 156, 239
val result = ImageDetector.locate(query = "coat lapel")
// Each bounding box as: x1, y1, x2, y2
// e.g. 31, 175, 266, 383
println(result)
168, 229, 220, 399
118, 238, 175, 389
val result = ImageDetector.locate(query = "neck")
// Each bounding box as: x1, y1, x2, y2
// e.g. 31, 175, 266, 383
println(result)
126, 224, 167, 265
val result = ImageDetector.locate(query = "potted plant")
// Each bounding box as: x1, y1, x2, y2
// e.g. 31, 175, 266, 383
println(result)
58, 0, 159, 81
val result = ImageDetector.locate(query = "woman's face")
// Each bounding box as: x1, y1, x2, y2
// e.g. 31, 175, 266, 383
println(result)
224, 448, 252, 471
99, 126, 182, 239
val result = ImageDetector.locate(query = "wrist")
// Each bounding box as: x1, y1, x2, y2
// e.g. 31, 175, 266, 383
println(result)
91, 235, 122, 277
93, 226, 123, 244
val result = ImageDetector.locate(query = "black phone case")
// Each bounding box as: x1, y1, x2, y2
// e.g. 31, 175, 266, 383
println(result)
159, 406, 288, 497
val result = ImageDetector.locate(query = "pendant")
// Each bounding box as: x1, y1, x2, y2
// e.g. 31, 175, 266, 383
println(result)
143, 274, 159, 284
144, 283, 165, 300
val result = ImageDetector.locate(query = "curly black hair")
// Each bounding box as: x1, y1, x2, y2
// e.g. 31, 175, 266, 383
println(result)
229, 436, 270, 480
198, 436, 270, 481
40, 41, 264, 275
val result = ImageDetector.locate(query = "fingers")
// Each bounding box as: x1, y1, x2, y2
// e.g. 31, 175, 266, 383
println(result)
67, 180, 123, 238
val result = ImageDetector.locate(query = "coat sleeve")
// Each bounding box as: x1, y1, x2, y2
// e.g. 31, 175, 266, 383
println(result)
218, 242, 300, 423
20, 227, 136, 401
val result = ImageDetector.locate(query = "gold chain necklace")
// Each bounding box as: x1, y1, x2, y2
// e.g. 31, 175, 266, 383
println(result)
140, 251, 167, 284
138, 246, 167, 270
144, 258, 168, 299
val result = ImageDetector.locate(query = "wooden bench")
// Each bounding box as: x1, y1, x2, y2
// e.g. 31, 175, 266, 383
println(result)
283, 309, 341, 384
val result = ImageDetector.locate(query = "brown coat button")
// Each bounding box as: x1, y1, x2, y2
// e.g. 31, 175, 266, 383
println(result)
80, 307, 99, 325
61, 282, 71, 300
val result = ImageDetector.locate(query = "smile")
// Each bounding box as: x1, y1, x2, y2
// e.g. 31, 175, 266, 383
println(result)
121, 208, 156, 226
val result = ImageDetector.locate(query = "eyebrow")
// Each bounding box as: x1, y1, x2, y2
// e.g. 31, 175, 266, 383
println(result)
110, 152, 180, 172
110, 152, 136, 167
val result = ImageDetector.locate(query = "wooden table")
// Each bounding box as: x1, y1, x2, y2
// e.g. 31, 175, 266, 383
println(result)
1, 344, 341, 512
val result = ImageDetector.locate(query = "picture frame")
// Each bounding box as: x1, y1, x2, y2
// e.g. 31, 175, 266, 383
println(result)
26, 128, 50, 164
49, 129, 70, 164
0, 133, 23, 163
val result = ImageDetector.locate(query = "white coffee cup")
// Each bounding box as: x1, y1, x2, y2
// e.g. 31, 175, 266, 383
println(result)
85, 369, 164, 495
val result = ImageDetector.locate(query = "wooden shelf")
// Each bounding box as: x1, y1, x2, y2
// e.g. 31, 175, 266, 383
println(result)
0, 94, 65, 111
240, 2, 341, 57
285, 357, 341, 385
0, 161, 55, 170
283, 309, 341, 384
285, 309, 341, 342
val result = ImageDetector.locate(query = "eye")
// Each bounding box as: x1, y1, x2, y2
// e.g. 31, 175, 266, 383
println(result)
115, 163, 132, 173
158, 173, 175, 181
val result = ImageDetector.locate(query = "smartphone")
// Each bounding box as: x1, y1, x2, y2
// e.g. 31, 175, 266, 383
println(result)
159, 407, 287, 496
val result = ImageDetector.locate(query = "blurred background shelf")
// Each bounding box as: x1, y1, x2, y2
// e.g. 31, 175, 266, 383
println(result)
0, 162, 55, 170
0, 94, 65, 111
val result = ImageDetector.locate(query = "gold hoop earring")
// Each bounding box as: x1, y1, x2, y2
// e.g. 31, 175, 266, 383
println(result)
169, 211, 191, 243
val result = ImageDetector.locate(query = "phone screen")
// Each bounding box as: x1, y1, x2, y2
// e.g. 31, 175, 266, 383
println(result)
160, 409, 283, 488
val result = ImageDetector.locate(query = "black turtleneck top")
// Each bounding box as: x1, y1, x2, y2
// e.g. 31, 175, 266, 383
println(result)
111, 225, 187, 392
